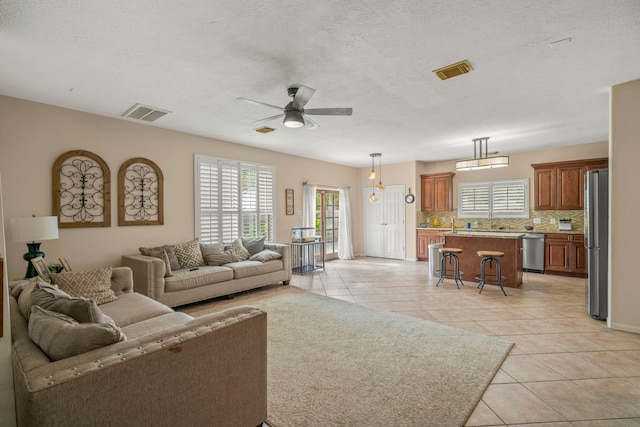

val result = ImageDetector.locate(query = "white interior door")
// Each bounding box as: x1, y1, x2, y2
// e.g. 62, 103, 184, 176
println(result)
364, 185, 406, 259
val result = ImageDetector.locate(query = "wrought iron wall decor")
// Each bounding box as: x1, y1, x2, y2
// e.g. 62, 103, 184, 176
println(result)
52, 150, 111, 228
118, 157, 164, 226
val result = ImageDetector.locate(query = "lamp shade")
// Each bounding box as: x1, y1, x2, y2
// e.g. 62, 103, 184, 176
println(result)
10, 216, 59, 242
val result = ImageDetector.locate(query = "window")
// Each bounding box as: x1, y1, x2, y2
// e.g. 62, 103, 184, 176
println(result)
196, 155, 274, 244
458, 179, 529, 218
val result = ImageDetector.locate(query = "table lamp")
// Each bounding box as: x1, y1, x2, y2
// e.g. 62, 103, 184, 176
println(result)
10, 215, 59, 278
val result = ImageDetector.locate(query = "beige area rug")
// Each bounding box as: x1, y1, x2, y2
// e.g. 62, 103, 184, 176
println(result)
189, 288, 513, 427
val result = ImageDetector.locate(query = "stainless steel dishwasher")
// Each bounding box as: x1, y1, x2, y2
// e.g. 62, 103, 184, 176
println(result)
522, 233, 545, 273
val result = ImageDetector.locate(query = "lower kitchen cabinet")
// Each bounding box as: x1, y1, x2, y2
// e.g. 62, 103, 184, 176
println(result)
544, 233, 587, 277
417, 229, 445, 261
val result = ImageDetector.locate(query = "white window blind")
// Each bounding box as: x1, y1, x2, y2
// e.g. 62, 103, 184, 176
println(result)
196, 155, 274, 244
458, 179, 529, 218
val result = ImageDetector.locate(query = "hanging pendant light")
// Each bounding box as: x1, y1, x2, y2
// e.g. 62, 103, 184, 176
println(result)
368, 153, 382, 202
455, 137, 509, 171
376, 153, 385, 190
368, 153, 377, 180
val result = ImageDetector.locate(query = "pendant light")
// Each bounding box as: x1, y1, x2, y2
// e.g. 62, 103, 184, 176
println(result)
369, 153, 382, 202
455, 137, 509, 171
376, 153, 385, 191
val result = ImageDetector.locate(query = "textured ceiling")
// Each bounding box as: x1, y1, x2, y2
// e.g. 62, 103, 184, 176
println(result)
1, 1, 639, 167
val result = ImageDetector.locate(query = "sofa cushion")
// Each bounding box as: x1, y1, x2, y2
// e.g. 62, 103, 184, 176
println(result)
51, 267, 118, 305
28, 306, 126, 361
174, 238, 204, 269
121, 312, 193, 339
27, 279, 113, 323
242, 237, 265, 256
148, 248, 173, 277
99, 292, 174, 327
165, 266, 234, 293
140, 244, 180, 271
225, 260, 284, 279
201, 243, 236, 266
228, 238, 250, 261
17, 280, 39, 320
249, 249, 282, 263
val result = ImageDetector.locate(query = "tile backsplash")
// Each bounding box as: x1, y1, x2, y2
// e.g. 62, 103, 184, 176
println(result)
417, 210, 584, 233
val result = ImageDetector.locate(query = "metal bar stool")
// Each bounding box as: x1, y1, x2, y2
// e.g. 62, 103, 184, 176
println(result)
475, 250, 507, 296
436, 247, 464, 289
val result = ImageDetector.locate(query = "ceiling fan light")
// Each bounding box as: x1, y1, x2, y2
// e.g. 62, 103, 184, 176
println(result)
283, 110, 305, 128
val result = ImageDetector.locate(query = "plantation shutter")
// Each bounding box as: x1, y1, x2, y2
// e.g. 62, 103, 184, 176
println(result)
196, 156, 274, 244
458, 179, 529, 219
458, 183, 490, 217
492, 180, 527, 217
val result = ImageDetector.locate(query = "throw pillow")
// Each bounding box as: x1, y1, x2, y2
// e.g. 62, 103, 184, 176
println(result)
228, 238, 250, 261
140, 244, 180, 271
249, 249, 283, 263
201, 243, 237, 266
17, 280, 40, 320
29, 306, 126, 361
147, 248, 173, 277
28, 279, 113, 323
51, 266, 117, 305
174, 238, 204, 269
242, 237, 265, 256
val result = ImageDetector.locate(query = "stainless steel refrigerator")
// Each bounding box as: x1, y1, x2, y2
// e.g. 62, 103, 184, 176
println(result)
585, 169, 608, 320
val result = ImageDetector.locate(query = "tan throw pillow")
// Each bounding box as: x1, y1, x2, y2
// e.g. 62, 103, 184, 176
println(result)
148, 248, 173, 277
249, 249, 283, 263
51, 267, 117, 305
228, 238, 250, 261
17, 280, 39, 320
201, 243, 236, 266
140, 244, 180, 271
174, 238, 204, 269
29, 306, 126, 361
28, 280, 113, 323
242, 237, 266, 256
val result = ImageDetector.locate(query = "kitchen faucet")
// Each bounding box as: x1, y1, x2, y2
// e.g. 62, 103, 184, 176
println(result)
451, 216, 455, 233
488, 212, 494, 229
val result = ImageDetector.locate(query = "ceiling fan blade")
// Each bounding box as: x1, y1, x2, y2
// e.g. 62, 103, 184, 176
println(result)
303, 115, 320, 129
292, 85, 315, 110
252, 113, 285, 124
236, 97, 283, 112
304, 108, 353, 116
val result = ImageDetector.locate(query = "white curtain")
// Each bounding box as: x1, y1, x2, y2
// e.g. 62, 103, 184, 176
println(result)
302, 183, 316, 228
338, 187, 355, 259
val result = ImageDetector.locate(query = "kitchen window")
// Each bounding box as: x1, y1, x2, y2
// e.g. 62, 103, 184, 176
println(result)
195, 155, 274, 243
458, 179, 529, 218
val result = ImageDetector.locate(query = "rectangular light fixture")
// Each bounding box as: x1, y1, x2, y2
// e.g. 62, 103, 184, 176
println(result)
455, 137, 509, 171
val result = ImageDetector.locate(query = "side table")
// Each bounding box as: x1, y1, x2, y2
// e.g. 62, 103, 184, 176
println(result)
291, 241, 325, 274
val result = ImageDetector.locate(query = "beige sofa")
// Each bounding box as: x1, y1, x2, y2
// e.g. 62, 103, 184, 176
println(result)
122, 242, 291, 307
10, 267, 267, 427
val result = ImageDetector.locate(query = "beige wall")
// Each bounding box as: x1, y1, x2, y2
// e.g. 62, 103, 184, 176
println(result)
610, 79, 640, 333
0, 95, 361, 279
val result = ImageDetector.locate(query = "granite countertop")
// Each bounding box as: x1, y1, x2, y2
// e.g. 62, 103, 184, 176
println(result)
417, 227, 582, 235
440, 231, 525, 239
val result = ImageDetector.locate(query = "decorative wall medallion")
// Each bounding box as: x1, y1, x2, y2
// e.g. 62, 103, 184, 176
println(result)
118, 157, 164, 226
52, 150, 111, 228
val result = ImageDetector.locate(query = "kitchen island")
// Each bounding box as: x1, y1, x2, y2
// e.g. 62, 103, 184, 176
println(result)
441, 231, 524, 288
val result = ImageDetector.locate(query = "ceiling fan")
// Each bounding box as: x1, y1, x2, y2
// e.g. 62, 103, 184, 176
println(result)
236, 85, 353, 129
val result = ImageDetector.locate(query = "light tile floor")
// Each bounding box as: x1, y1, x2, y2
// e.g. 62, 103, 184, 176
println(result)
189, 257, 640, 426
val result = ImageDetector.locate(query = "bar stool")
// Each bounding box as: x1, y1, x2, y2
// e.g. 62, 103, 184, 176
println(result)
436, 247, 464, 289
476, 250, 507, 296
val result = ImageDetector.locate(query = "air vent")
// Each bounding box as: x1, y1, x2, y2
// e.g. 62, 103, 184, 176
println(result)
254, 126, 276, 134
432, 60, 473, 81
121, 103, 171, 122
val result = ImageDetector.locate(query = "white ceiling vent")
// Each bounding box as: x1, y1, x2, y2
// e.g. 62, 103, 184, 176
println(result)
121, 103, 171, 122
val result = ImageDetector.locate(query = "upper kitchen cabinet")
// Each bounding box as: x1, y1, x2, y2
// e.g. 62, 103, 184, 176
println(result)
532, 158, 608, 210
421, 172, 455, 211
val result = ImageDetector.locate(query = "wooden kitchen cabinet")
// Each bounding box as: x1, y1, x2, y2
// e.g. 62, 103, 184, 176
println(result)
420, 172, 454, 212
544, 233, 586, 277
417, 229, 445, 261
532, 158, 607, 210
